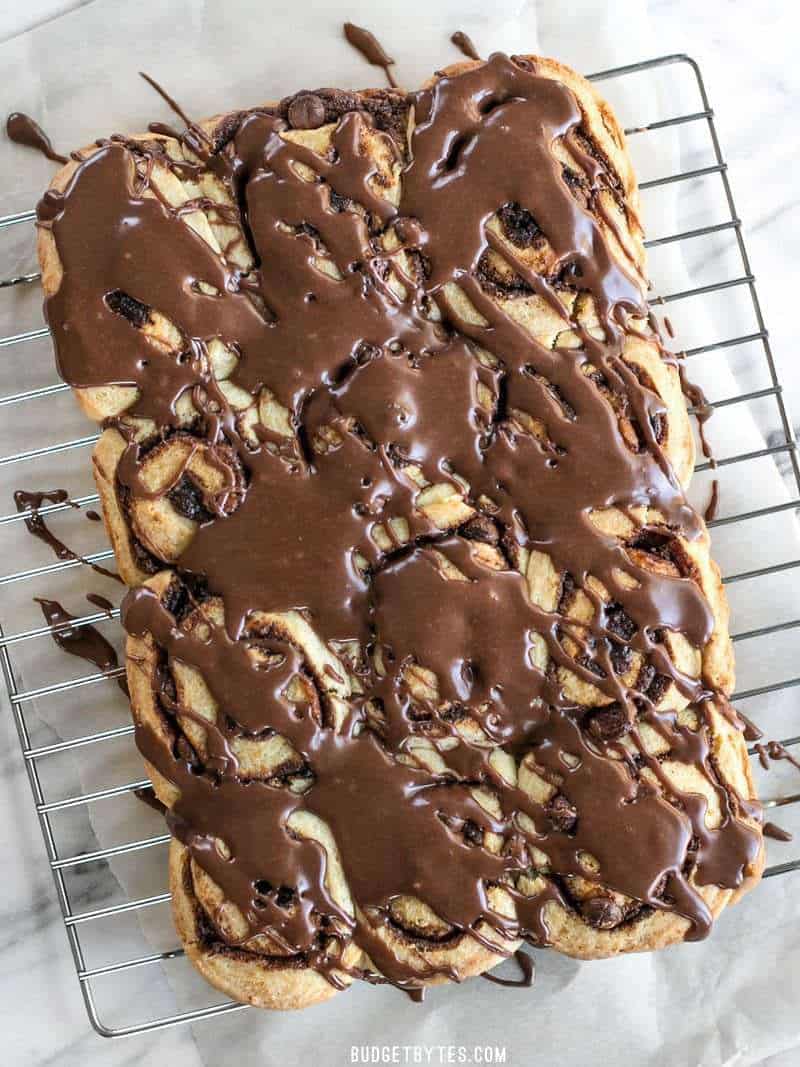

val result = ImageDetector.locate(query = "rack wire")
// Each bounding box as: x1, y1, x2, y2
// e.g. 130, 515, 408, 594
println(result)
0, 53, 798, 1039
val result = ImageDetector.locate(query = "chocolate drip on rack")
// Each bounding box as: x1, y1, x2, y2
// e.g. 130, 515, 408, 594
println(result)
343, 23, 398, 88
15, 487, 72, 512
42, 52, 761, 993
704, 479, 720, 522
762, 821, 792, 842
86, 592, 115, 614
35, 597, 128, 695
737, 711, 763, 742
6, 112, 67, 164
756, 740, 800, 774
134, 785, 168, 815
14, 488, 122, 583
482, 949, 535, 987
451, 31, 482, 61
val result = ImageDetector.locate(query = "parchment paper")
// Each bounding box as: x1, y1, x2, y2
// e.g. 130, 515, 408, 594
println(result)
1, 1, 798, 1063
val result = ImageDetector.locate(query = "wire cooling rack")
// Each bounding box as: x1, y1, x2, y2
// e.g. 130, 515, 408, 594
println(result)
0, 53, 798, 1039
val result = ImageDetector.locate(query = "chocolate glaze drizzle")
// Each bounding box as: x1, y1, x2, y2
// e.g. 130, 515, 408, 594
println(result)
41, 52, 761, 994
343, 23, 398, 88
139, 72, 195, 128
14, 488, 122, 584
6, 112, 67, 164
679, 367, 715, 464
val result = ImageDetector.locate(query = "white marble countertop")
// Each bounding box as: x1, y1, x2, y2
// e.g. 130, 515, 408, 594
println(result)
0, 2, 798, 1065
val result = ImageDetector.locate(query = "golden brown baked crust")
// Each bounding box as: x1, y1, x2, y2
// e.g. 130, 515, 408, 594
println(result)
38, 53, 763, 1011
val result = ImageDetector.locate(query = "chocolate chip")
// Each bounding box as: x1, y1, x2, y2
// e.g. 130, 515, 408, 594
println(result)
562, 165, 584, 190
476, 252, 533, 297
608, 640, 633, 676
545, 793, 577, 833
628, 528, 673, 559
360, 91, 409, 144
354, 341, 381, 364
651, 410, 666, 444
576, 653, 606, 679
405, 248, 431, 283
635, 663, 656, 694
542, 380, 577, 421
605, 602, 637, 640
585, 703, 631, 741
275, 886, 295, 908
557, 572, 578, 613
156, 661, 177, 704
582, 895, 623, 929
287, 94, 326, 130
497, 201, 542, 247
162, 578, 189, 620
130, 534, 161, 574
105, 289, 151, 328
329, 190, 352, 213
460, 514, 500, 545
211, 110, 245, 152
646, 672, 671, 705
168, 476, 213, 523
463, 819, 485, 846
175, 736, 196, 765
297, 221, 321, 243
